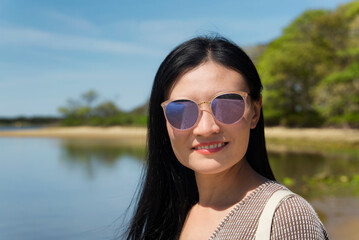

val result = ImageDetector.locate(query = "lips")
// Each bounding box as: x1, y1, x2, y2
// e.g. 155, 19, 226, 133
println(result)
192, 142, 228, 154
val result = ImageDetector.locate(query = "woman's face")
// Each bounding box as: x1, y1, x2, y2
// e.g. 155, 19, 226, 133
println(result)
165, 61, 261, 175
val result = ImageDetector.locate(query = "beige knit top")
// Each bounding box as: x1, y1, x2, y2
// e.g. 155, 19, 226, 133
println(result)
208, 181, 329, 240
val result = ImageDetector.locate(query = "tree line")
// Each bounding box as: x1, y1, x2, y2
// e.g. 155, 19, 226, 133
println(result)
14, 1, 357, 128
58, 90, 147, 126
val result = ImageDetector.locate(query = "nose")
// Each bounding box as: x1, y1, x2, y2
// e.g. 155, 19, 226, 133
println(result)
192, 107, 220, 136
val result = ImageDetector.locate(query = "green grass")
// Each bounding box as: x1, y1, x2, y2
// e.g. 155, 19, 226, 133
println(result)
266, 137, 359, 158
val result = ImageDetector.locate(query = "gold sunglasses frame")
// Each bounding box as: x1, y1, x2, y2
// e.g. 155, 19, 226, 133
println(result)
161, 91, 250, 130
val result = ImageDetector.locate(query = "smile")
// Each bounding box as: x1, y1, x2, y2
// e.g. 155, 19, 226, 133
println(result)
194, 142, 227, 150
192, 142, 228, 154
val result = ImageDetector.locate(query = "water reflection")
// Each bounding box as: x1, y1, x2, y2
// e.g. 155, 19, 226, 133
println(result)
269, 151, 359, 198
59, 139, 146, 179
0, 138, 145, 240
1, 137, 357, 240
58, 138, 359, 198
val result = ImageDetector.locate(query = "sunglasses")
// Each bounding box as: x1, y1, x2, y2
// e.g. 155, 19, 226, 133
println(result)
161, 91, 249, 130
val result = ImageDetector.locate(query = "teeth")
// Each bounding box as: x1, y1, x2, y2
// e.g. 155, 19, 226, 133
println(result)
195, 143, 226, 150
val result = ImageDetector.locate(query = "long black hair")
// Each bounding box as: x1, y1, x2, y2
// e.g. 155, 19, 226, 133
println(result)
125, 36, 275, 240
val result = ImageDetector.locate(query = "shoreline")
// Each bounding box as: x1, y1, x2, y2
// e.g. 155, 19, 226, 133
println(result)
0, 126, 358, 142
0, 126, 147, 139
0, 127, 358, 154
264, 127, 359, 143
0, 124, 357, 155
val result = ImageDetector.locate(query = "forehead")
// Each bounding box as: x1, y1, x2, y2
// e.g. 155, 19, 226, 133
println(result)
167, 61, 249, 100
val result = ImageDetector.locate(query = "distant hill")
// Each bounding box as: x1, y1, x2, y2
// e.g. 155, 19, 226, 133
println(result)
130, 100, 149, 115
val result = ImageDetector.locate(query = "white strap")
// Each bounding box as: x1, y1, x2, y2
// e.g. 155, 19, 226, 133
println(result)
255, 190, 294, 240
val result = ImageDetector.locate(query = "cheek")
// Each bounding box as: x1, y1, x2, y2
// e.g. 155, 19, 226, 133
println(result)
166, 122, 174, 140
229, 117, 251, 148
240, 108, 255, 129
166, 123, 190, 160
166, 122, 182, 146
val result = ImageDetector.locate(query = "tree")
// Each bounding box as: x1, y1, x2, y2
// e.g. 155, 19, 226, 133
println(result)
314, 63, 359, 127
93, 101, 121, 117
313, 1, 359, 127
257, 2, 359, 127
81, 90, 98, 107
57, 90, 147, 126
58, 90, 98, 123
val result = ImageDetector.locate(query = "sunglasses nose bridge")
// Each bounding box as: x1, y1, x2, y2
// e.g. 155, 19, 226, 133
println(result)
197, 101, 215, 118
197, 101, 211, 111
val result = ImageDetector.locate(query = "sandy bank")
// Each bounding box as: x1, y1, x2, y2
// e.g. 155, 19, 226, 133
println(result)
0, 126, 147, 139
264, 127, 359, 144
0, 126, 358, 143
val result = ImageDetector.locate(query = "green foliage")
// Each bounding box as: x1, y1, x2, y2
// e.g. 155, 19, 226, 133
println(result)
304, 174, 359, 196
58, 90, 147, 126
93, 101, 121, 117
322, 62, 359, 84
81, 90, 98, 106
131, 100, 149, 115
258, 1, 359, 127
314, 62, 359, 127
338, 0, 359, 20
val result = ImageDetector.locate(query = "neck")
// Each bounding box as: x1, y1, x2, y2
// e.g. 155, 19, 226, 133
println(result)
194, 158, 266, 210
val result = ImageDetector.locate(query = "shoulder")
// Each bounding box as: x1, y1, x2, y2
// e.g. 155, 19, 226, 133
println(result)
271, 194, 329, 240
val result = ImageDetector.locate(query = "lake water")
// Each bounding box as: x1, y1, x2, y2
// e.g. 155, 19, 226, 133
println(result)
0, 137, 358, 240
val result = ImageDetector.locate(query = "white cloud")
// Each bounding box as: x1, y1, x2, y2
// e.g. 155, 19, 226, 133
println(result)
110, 19, 203, 46
111, 17, 291, 46
47, 11, 99, 33
0, 26, 164, 57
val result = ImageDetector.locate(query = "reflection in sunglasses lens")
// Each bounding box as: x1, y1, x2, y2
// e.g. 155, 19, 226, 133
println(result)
166, 100, 198, 129
212, 94, 245, 124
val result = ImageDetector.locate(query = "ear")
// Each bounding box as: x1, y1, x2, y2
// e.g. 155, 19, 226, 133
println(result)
250, 95, 262, 129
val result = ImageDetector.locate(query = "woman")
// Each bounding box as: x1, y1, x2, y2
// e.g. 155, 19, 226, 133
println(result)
125, 36, 328, 239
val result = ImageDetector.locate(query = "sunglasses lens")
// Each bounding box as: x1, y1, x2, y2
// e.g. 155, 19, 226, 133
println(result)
165, 100, 198, 129
212, 93, 245, 124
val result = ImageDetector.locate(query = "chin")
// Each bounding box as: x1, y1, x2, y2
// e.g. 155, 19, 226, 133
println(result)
186, 158, 235, 175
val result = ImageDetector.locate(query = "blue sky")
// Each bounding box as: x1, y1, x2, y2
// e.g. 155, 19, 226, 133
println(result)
0, 0, 353, 117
